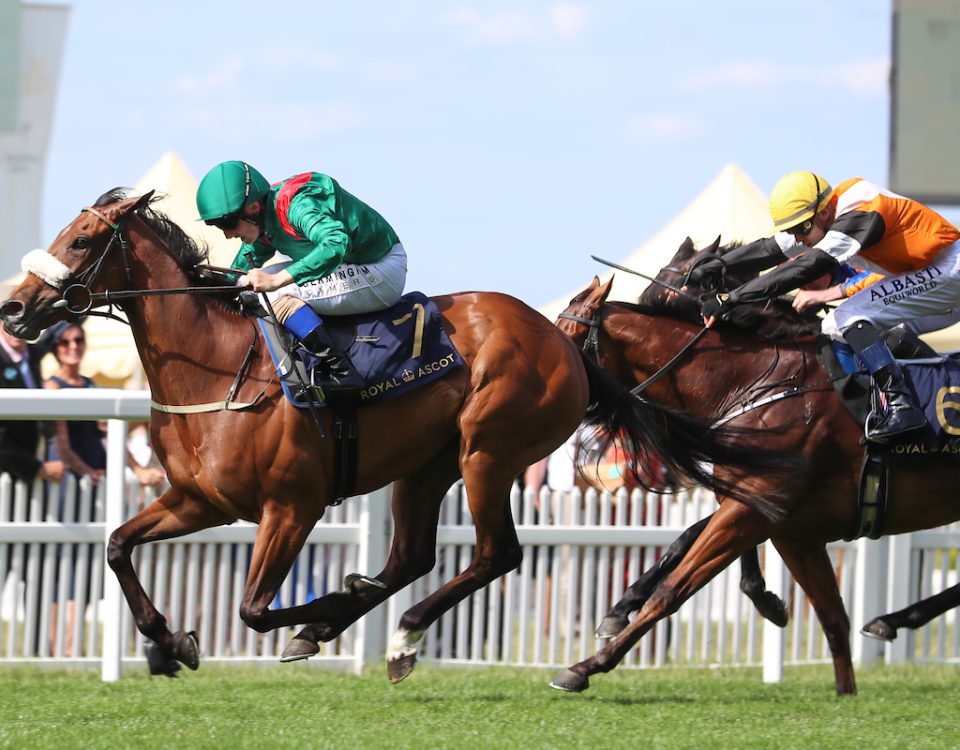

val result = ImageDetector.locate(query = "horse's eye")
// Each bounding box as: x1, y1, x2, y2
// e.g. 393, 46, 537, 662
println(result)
71, 236, 90, 250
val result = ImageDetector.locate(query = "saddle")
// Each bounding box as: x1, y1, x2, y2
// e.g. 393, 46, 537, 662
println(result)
258, 292, 463, 409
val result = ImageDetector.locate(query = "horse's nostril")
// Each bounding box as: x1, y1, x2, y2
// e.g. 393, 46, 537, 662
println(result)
0, 299, 24, 322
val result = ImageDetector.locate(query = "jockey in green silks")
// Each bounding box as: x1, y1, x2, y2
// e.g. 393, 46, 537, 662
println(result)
196, 161, 407, 394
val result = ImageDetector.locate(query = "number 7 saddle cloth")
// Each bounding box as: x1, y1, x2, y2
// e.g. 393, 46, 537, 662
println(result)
259, 291, 463, 408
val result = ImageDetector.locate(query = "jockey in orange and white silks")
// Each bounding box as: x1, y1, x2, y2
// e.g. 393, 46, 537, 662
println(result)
197, 161, 408, 394
691, 171, 960, 442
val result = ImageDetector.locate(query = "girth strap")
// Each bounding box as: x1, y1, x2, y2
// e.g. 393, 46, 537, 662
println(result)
329, 401, 359, 506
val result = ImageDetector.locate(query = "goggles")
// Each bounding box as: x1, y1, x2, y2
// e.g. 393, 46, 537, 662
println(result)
206, 210, 243, 231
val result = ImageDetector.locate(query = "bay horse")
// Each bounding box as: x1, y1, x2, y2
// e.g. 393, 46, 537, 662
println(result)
0, 192, 787, 682
549, 238, 960, 695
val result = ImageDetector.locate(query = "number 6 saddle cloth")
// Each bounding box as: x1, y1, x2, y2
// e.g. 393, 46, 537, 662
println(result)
259, 291, 463, 408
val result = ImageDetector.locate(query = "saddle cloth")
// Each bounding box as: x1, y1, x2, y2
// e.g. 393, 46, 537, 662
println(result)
259, 291, 463, 408
888, 355, 960, 458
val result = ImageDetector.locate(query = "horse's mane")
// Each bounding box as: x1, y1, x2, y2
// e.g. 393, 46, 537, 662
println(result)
636, 240, 823, 341
93, 188, 211, 275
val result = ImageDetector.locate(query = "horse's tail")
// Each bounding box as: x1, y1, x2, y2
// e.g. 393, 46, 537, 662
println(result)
579, 354, 792, 522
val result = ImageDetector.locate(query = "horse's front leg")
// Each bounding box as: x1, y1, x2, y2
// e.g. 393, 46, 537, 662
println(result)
738, 545, 789, 628
597, 515, 711, 638
107, 488, 233, 676
551, 500, 768, 693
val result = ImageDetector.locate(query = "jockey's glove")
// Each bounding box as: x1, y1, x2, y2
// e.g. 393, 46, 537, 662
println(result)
700, 292, 738, 322
685, 256, 724, 288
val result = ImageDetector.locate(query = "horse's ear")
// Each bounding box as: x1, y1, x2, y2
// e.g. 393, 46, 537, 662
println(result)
673, 237, 697, 264
131, 190, 155, 213
704, 235, 722, 254
598, 275, 614, 302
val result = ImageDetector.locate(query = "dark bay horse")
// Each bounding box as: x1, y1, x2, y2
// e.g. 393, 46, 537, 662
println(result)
549, 238, 960, 695
0, 193, 786, 682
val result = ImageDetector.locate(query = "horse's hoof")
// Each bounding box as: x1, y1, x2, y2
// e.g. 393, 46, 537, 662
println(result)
387, 651, 417, 684
144, 640, 182, 678
754, 592, 789, 628
596, 614, 629, 639
861, 618, 897, 642
549, 669, 589, 693
172, 630, 200, 671
281, 636, 321, 662
343, 573, 387, 599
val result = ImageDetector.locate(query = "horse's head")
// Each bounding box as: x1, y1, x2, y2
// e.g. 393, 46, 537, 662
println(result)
636, 236, 724, 310
639, 236, 823, 338
1, 190, 154, 339
556, 276, 614, 349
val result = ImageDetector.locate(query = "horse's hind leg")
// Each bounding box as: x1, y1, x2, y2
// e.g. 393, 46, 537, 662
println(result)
107, 488, 233, 676
775, 541, 855, 696
281, 444, 461, 661
385, 463, 522, 683
551, 500, 768, 693
862, 583, 960, 642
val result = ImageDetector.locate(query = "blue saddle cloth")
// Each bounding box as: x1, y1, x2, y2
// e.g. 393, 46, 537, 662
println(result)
260, 292, 463, 408
888, 355, 960, 457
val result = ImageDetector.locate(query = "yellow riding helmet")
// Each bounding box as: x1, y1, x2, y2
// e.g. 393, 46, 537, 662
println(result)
769, 171, 834, 234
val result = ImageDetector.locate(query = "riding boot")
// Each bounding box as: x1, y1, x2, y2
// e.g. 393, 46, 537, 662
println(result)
284, 306, 364, 396
843, 321, 926, 442
301, 326, 364, 394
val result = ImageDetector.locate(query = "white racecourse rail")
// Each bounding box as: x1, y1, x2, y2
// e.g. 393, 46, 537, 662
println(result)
0, 389, 958, 683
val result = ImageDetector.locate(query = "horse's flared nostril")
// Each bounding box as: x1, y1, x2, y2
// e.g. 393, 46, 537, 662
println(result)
0, 299, 24, 322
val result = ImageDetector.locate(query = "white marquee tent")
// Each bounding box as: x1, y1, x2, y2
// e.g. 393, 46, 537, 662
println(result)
538, 163, 771, 322
2, 152, 241, 385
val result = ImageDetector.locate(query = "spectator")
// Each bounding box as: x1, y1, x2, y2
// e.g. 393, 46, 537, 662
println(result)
44, 322, 165, 488
0, 326, 64, 483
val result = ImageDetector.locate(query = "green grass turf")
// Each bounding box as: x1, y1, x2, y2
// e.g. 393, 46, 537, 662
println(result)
0, 662, 957, 750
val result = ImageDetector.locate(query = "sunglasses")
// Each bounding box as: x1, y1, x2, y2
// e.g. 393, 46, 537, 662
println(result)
57, 336, 85, 346
787, 218, 815, 236
206, 210, 243, 231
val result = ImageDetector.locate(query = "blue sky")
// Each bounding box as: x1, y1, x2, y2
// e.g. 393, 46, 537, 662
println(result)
40, 1, 908, 309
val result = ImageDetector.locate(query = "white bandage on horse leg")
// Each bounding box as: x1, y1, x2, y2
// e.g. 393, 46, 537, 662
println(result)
21, 249, 72, 290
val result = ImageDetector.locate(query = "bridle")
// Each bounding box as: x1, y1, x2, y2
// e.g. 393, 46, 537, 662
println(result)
12, 202, 272, 414
40, 203, 242, 323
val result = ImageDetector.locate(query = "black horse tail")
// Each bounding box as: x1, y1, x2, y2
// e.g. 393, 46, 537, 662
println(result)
579, 354, 792, 522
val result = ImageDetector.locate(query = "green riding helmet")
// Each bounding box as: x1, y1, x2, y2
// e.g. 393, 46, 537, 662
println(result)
196, 161, 271, 224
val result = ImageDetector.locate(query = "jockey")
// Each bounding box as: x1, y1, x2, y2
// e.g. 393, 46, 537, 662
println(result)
196, 160, 408, 394
691, 171, 960, 442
